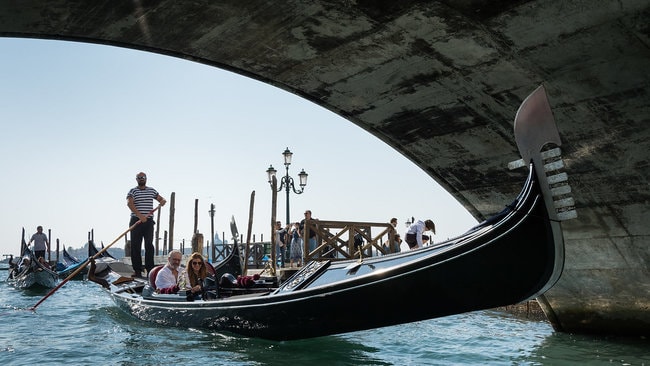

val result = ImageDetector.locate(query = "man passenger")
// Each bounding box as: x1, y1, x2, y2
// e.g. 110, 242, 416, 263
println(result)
155, 250, 182, 293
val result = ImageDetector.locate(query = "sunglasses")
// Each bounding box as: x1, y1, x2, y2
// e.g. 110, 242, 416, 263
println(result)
191, 261, 202, 265
136, 176, 146, 180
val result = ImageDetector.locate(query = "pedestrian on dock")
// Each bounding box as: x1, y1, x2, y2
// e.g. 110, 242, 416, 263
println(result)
390, 217, 398, 229
405, 219, 435, 250
289, 222, 302, 267
275, 221, 287, 268
300, 210, 318, 254
127, 171, 166, 278
387, 218, 402, 253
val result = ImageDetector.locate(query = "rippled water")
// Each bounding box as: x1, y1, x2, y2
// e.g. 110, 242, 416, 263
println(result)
0, 277, 647, 365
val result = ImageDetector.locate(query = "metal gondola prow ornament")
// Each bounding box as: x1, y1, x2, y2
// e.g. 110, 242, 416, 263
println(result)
512, 84, 577, 222
509, 84, 576, 303
230, 215, 239, 245
229, 215, 246, 273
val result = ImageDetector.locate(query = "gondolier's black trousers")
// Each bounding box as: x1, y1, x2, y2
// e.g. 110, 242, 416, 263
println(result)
129, 216, 155, 274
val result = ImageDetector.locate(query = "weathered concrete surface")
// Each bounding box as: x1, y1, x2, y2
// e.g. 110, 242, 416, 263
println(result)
1, 1, 648, 335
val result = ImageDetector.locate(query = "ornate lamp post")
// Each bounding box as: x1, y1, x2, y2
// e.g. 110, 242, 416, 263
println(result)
266, 147, 308, 226
209, 203, 216, 261
405, 216, 414, 229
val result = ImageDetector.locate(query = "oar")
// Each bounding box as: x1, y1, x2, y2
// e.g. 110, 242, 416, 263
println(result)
28, 206, 161, 311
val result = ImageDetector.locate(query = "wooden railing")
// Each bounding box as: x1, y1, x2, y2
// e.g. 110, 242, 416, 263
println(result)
213, 242, 270, 269
301, 219, 398, 262
212, 219, 399, 269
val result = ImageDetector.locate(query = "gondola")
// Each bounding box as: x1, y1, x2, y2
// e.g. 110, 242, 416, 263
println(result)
56, 246, 88, 280
88, 240, 117, 260
7, 246, 59, 290
92, 85, 575, 341
56, 241, 116, 280
62, 246, 81, 265
87, 240, 134, 277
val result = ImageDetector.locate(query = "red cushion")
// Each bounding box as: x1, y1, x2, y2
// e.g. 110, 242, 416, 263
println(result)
148, 265, 164, 289
205, 261, 216, 276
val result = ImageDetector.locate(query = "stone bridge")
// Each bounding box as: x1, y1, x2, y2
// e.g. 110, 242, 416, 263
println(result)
1, 1, 648, 335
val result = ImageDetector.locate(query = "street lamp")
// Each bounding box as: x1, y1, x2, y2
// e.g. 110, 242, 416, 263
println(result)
266, 147, 308, 226
209, 203, 216, 261
405, 216, 414, 229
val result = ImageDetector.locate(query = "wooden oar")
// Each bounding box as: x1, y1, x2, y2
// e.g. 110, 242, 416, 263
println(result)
29, 206, 161, 311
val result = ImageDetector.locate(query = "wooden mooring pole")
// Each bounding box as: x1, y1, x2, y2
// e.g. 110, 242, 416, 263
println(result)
168, 192, 175, 250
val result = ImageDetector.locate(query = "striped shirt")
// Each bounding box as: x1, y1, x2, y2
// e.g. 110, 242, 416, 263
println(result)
127, 186, 159, 218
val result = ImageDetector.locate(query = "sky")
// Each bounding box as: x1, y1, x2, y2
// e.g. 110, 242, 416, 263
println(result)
0, 37, 476, 258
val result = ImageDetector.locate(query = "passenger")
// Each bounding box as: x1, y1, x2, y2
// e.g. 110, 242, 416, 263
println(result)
18, 257, 31, 273
179, 252, 207, 299
7, 255, 17, 279
155, 250, 182, 294
405, 219, 436, 250
289, 222, 303, 267
27, 225, 49, 260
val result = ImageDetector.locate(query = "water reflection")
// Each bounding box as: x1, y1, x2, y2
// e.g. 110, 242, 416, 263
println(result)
108, 311, 389, 366
526, 331, 649, 365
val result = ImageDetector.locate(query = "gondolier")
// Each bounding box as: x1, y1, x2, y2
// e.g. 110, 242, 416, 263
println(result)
27, 225, 49, 259
127, 172, 166, 278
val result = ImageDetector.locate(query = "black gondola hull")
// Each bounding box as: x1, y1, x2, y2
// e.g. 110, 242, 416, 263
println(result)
8, 247, 59, 290
108, 165, 563, 340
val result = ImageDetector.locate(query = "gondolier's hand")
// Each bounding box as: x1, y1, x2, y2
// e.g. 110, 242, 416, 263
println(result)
137, 213, 148, 223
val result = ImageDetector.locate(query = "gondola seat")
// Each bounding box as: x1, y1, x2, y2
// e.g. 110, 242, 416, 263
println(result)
141, 265, 185, 300
205, 261, 216, 276
148, 265, 164, 289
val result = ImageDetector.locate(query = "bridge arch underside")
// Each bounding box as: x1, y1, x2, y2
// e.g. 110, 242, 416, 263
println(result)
2, 1, 648, 335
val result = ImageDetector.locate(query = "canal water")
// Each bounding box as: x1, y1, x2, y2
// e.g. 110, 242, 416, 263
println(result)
0, 277, 647, 365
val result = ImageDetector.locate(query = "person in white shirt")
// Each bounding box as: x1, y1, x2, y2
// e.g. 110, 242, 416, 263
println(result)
155, 250, 182, 293
28, 226, 49, 259
405, 219, 435, 250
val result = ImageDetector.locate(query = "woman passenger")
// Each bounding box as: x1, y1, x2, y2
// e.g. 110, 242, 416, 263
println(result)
180, 252, 207, 299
